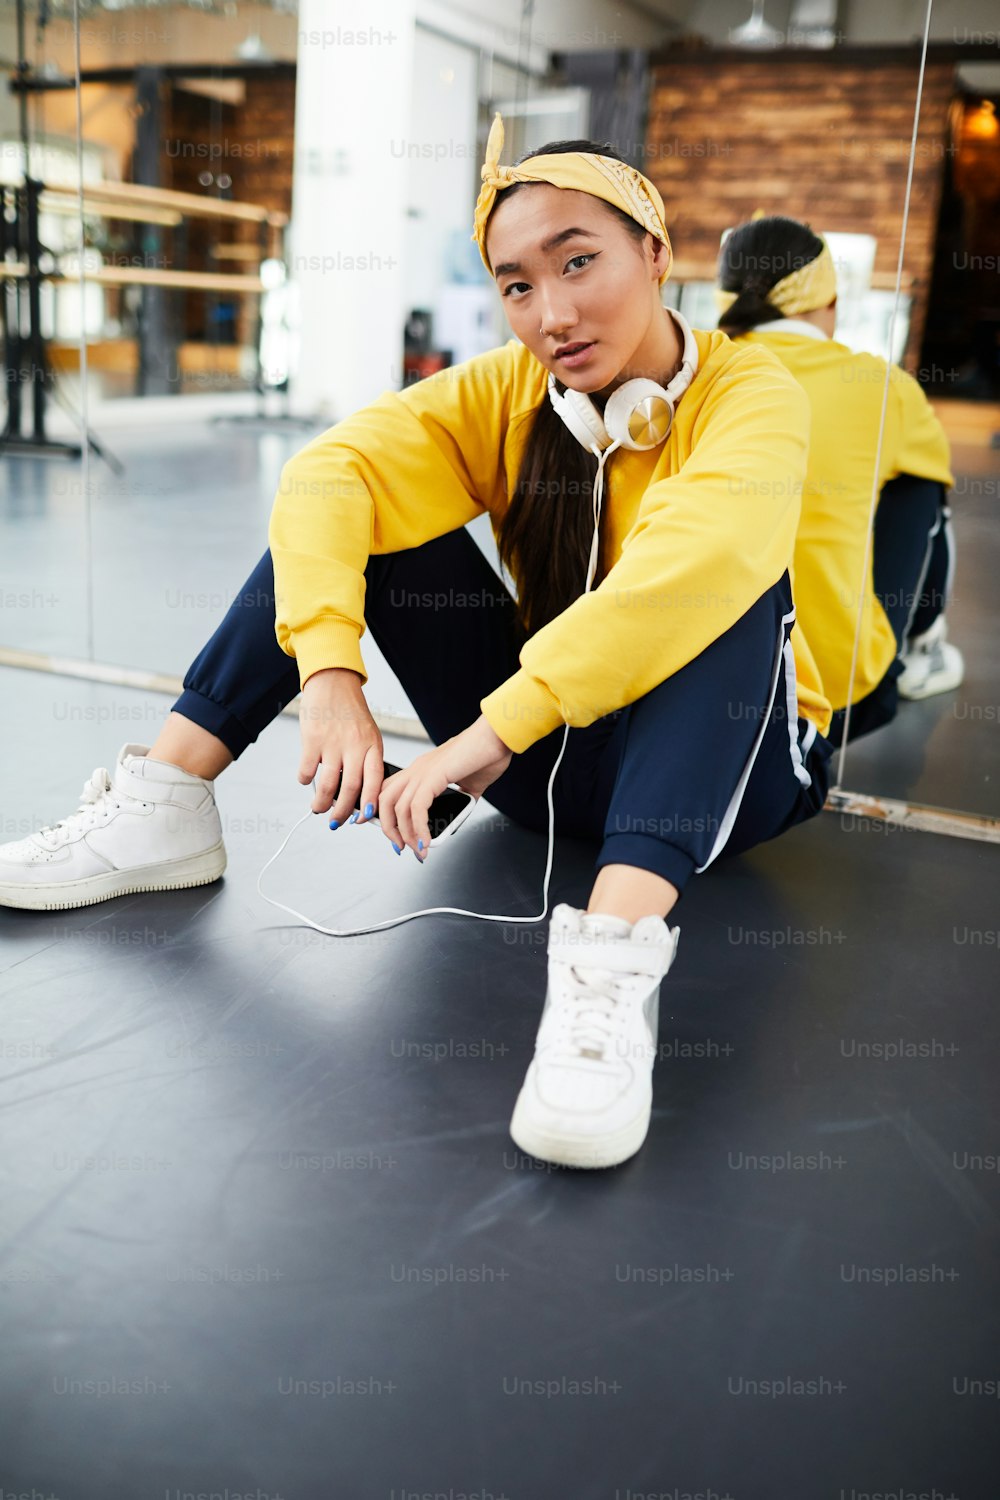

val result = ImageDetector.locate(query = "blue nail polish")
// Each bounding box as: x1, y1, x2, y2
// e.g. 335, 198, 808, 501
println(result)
418, 840, 424, 850
392, 842, 401, 854
365, 802, 374, 818
329, 819, 339, 830
348, 812, 358, 824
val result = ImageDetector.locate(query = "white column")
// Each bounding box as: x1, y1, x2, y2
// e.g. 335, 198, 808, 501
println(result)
289, 0, 417, 420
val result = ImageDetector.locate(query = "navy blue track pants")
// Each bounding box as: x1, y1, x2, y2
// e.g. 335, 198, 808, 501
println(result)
828, 475, 953, 744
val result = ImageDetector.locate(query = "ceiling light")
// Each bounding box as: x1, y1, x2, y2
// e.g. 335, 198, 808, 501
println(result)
730, 0, 783, 48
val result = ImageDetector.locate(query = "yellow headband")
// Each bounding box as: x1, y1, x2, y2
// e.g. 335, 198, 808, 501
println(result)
471, 111, 673, 287
714, 239, 838, 318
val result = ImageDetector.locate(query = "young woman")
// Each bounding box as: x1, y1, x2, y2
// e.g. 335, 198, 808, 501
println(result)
1, 118, 834, 1170
716, 215, 961, 742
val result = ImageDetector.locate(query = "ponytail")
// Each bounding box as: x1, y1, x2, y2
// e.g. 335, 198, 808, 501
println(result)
716, 215, 825, 337
717, 285, 783, 336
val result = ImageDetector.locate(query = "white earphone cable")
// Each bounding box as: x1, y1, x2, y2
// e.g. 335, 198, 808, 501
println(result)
256, 440, 618, 937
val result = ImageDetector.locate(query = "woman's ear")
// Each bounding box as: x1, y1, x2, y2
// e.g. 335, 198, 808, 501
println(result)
650, 236, 671, 281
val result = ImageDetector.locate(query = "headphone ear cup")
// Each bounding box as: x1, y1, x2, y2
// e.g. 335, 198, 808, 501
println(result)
604, 378, 675, 451
548, 377, 610, 452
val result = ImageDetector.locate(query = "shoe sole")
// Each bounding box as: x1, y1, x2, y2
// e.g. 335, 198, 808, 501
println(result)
508, 1091, 651, 1170
898, 667, 964, 701
0, 842, 227, 912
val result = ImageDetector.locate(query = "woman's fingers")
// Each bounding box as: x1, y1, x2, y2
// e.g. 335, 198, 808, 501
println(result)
380, 782, 429, 862
298, 745, 319, 786
347, 745, 386, 831
371, 771, 408, 858
327, 762, 362, 827
313, 756, 345, 816
350, 744, 384, 827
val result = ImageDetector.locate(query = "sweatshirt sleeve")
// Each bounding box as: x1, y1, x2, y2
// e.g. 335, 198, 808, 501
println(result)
479, 351, 813, 754
884, 366, 955, 489
268, 344, 519, 690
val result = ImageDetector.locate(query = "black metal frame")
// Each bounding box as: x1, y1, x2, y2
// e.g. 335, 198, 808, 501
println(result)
0, 0, 80, 456
0, 0, 125, 464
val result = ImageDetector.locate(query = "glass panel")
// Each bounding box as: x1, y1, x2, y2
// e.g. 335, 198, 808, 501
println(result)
834, 63, 1000, 821
0, 0, 91, 663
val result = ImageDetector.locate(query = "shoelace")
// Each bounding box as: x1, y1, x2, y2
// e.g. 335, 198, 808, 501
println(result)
35, 767, 118, 849
549, 963, 637, 1064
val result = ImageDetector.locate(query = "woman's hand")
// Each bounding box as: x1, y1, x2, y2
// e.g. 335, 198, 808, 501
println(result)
299, 667, 384, 819
366, 715, 513, 862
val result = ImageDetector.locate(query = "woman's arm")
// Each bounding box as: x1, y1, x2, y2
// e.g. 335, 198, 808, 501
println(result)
268, 342, 527, 691
884, 366, 955, 490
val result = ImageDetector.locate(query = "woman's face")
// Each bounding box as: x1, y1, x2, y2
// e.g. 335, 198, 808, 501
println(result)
484, 183, 670, 397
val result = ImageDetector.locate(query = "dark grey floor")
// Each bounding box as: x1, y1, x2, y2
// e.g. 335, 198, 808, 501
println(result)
1, 667, 999, 1497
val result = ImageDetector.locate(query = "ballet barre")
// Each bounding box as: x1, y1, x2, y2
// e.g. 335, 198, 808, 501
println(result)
0, 262, 265, 294
40, 178, 287, 229
1, 171, 288, 447
38, 193, 184, 228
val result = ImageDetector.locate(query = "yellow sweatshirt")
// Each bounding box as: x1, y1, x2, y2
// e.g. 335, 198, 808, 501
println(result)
737, 325, 954, 711
269, 329, 832, 755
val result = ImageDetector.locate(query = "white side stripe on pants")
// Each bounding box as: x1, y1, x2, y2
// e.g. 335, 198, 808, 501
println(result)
695, 606, 813, 874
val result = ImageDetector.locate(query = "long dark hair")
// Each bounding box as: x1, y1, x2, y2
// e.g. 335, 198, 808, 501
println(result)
487, 139, 651, 643
716, 215, 826, 335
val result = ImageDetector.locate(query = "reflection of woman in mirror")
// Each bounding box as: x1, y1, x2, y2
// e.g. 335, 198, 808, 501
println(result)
0, 123, 837, 1171
717, 215, 963, 744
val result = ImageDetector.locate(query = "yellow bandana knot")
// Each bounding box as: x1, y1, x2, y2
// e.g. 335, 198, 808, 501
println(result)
715, 239, 838, 319
471, 111, 673, 287
482, 110, 507, 184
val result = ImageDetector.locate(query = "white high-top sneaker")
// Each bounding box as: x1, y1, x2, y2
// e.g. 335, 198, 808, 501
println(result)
509, 903, 680, 1169
0, 743, 226, 912
897, 615, 964, 700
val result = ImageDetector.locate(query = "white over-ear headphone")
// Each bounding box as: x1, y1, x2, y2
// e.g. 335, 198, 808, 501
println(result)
546, 307, 700, 454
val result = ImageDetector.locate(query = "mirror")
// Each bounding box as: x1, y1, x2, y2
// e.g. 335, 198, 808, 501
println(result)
2, 0, 994, 842
637, 28, 999, 834
0, 0, 308, 689
833, 64, 1000, 827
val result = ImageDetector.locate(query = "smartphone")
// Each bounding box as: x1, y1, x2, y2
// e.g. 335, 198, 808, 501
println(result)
337, 759, 476, 845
